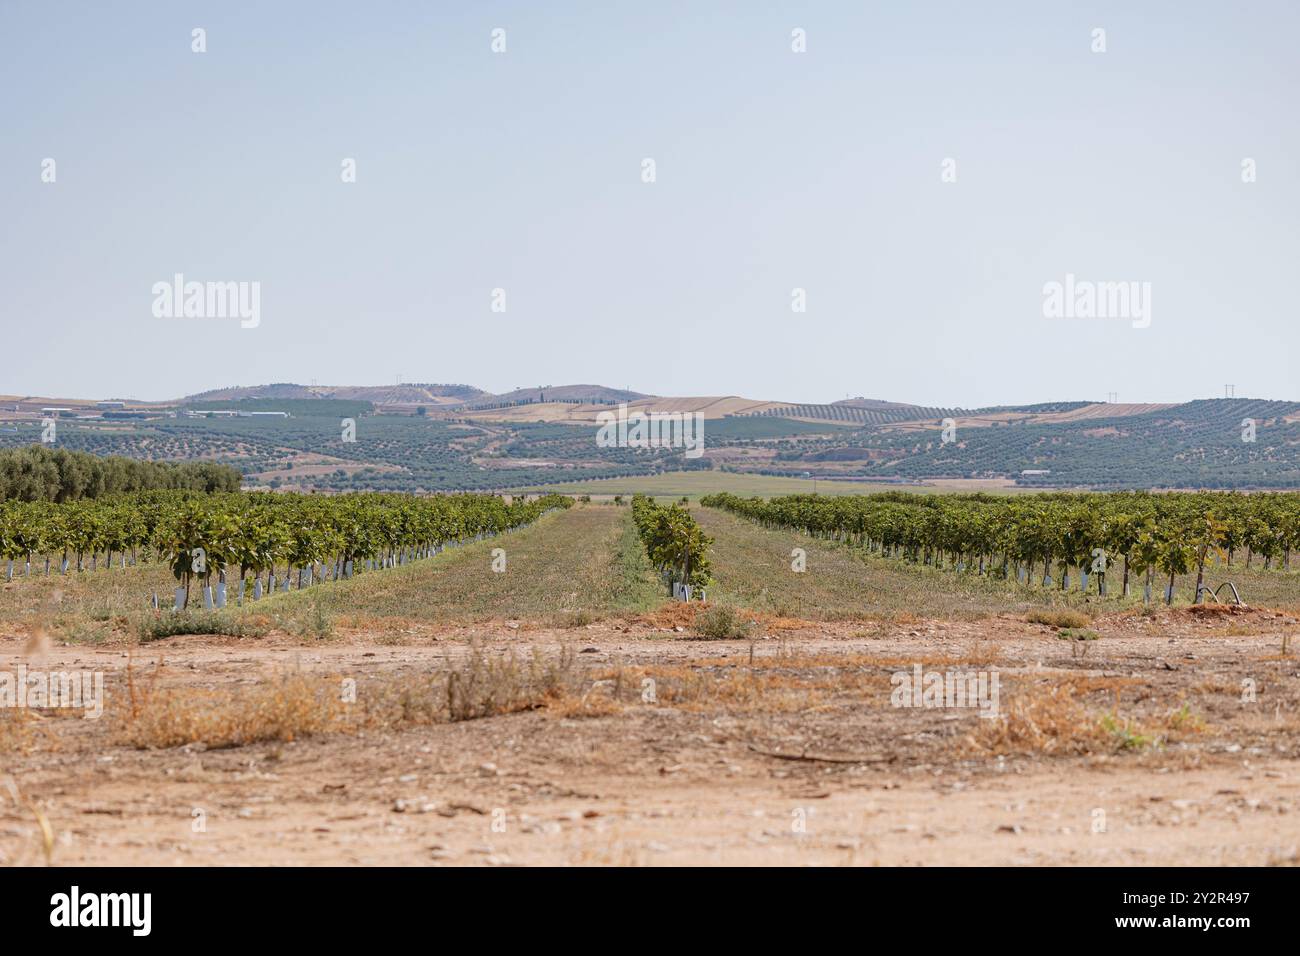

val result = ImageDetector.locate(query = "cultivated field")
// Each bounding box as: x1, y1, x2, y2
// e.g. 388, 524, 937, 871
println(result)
514, 470, 975, 500
2, 503, 1298, 866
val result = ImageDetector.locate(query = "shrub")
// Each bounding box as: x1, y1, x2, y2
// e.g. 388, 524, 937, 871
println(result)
137, 611, 268, 642
1026, 609, 1091, 629
117, 671, 344, 749
284, 597, 335, 640
693, 605, 753, 640
446, 644, 577, 721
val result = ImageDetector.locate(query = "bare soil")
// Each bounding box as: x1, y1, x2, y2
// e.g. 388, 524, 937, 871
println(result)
2, 606, 1298, 866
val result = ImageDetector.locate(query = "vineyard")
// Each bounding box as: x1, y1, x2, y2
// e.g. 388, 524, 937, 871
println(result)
630, 495, 712, 599
0, 490, 572, 608
701, 490, 1300, 605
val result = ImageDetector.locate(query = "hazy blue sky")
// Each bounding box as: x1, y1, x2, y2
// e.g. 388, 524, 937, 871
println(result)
2, 1, 1297, 407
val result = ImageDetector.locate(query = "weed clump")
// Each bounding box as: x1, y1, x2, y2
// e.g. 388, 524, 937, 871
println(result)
137, 611, 268, 642
693, 605, 754, 640
1026, 609, 1091, 629
446, 644, 578, 721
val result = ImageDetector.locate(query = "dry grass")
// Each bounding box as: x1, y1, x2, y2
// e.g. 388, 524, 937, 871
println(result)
112, 643, 588, 749
116, 670, 351, 749
582, 662, 820, 712
446, 644, 579, 721
968, 679, 1208, 756
968, 684, 1111, 756
547, 610, 598, 629
1026, 608, 1092, 628
675, 646, 1008, 671
1, 777, 55, 866
580, 648, 1010, 715
0, 708, 55, 754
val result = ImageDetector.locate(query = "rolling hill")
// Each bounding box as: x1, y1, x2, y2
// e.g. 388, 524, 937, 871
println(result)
3, 383, 1299, 492
183, 383, 488, 406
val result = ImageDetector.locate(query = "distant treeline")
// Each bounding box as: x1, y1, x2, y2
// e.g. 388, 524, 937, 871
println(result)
0, 446, 243, 502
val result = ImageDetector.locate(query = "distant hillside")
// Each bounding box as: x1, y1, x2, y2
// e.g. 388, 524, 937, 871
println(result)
737, 402, 965, 426
969, 401, 1096, 415
465, 384, 649, 409
832, 397, 929, 411
182, 383, 487, 406
8, 382, 1300, 492
458, 395, 785, 423
185, 397, 374, 418
762, 398, 1300, 489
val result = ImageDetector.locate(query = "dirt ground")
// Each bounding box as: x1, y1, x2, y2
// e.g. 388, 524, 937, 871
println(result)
2, 605, 1298, 866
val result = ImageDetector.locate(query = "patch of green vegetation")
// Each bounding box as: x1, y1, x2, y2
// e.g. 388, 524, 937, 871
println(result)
1100, 713, 1159, 751
282, 594, 336, 640
256, 506, 656, 624
694, 506, 1085, 621
1026, 609, 1092, 628
60, 619, 112, 645
610, 511, 668, 612
693, 605, 755, 640
137, 610, 269, 642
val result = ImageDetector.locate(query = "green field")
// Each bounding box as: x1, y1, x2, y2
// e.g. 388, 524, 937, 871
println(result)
8, 494, 1299, 642
215, 504, 663, 626
514, 470, 995, 500
694, 506, 1063, 620
694, 506, 1300, 620
0, 505, 667, 637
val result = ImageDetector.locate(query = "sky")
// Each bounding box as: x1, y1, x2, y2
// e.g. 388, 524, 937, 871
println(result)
2, 1, 1297, 408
